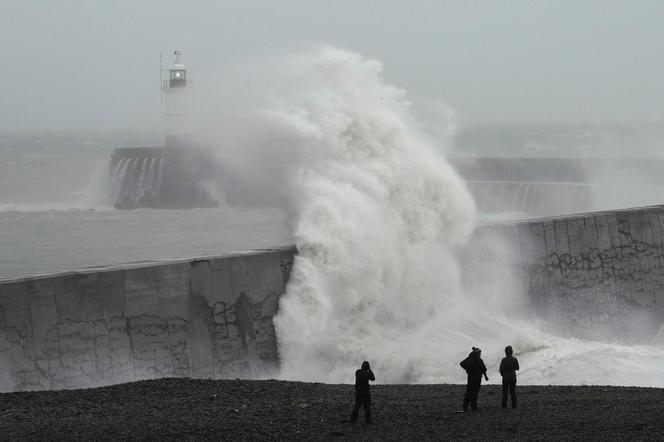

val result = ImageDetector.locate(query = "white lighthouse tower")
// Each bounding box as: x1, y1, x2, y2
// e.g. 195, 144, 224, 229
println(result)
161, 50, 193, 147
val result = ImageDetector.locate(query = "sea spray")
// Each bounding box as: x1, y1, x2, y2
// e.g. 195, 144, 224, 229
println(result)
201, 46, 664, 386
273, 57, 487, 382
200, 46, 510, 382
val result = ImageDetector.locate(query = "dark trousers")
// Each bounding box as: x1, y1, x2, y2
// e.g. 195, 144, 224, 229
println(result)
463, 379, 481, 410
502, 381, 517, 408
351, 392, 371, 423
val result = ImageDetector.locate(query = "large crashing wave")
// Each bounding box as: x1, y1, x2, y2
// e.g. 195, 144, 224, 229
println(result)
268, 47, 480, 383
220, 45, 510, 383
206, 45, 664, 386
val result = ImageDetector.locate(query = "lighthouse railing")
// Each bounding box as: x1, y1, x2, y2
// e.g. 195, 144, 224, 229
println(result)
162, 79, 193, 89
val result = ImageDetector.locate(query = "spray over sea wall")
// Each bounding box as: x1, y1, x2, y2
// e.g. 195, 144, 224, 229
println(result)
201, 46, 664, 386
267, 48, 482, 383
202, 46, 516, 383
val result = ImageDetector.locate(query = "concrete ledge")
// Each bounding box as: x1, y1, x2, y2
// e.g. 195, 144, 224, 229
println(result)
469, 205, 664, 342
0, 246, 296, 392
3, 205, 664, 391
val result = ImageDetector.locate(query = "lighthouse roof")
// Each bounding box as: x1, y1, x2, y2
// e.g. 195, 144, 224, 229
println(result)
170, 63, 186, 70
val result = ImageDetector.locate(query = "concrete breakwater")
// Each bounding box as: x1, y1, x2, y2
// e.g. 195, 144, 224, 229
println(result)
467, 205, 664, 343
109, 147, 220, 209
2, 206, 664, 391
0, 247, 295, 392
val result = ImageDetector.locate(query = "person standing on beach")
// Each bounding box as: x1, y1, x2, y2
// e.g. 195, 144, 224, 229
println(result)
499, 345, 520, 409
351, 360, 375, 424
460, 347, 489, 411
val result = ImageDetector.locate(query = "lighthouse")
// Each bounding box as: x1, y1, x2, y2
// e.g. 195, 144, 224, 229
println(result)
108, 50, 219, 209
162, 50, 193, 148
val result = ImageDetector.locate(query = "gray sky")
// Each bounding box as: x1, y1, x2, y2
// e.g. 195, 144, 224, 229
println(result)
2, 0, 663, 132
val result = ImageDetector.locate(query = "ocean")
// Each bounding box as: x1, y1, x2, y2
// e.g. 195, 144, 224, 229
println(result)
2, 124, 662, 280
0, 131, 291, 280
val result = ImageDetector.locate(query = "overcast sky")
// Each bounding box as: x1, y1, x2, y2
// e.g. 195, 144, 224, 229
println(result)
2, 0, 663, 132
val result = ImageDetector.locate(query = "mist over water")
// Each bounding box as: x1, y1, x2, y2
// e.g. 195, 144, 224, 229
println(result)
452, 126, 664, 220
0, 134, 291, 280
200, 46, 664, 386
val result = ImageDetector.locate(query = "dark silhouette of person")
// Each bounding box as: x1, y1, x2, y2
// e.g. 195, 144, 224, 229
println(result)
460, 347, 488, 411
350, 361, 375, 424
499, 345, 520, 409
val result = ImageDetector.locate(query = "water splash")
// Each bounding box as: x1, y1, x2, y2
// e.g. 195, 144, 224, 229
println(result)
204, 45, 664, 386
108, 155, 163, 206
240, 46, 486, 383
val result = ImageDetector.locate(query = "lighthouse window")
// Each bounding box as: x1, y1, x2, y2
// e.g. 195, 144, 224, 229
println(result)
170, 70, 186, 81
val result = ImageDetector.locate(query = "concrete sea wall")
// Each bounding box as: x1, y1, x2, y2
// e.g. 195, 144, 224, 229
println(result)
468, 205, 664, 343
0, 247, 295, 392
3, 205, 664, 391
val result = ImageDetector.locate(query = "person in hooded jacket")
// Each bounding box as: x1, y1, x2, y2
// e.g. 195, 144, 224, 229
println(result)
499, 345, 520, 409
460, 347, 488, 411
350, 361, 375, 424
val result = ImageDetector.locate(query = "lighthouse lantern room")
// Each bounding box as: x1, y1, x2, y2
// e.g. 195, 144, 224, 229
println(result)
167, 50, 188, 88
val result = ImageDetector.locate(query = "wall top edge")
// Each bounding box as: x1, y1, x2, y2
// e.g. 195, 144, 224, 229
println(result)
477, 204, 664, 229
0, 245, 297, 285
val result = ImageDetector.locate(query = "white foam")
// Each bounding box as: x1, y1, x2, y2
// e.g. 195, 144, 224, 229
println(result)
205, 45, 664, 387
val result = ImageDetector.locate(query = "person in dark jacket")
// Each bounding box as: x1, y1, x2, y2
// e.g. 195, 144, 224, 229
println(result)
460, 347, 489, 411
350, 361, 375, 424
499, 345, 520, 409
